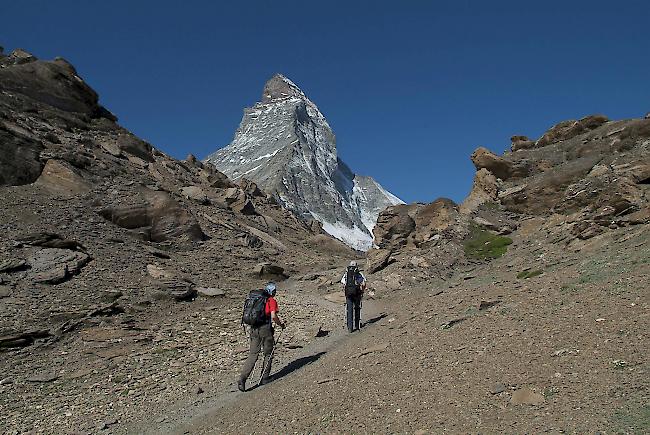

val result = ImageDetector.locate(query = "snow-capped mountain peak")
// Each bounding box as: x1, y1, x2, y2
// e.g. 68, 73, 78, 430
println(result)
205, 74, 403, 250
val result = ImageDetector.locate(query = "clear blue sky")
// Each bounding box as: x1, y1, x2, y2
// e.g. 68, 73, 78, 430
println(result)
2, 1, 649, 203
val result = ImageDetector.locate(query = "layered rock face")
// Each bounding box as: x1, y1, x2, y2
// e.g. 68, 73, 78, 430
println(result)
368, 113, 649, 290
206, 74, 403, 251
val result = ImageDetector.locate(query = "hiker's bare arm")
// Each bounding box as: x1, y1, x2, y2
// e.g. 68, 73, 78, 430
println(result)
271, 311, 285, 328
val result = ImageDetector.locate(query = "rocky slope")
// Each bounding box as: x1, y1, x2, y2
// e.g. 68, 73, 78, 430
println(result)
205, 74, 403, 251
367, 113, 649, 292
166, 114, 649, 434
0, 47, 359, 433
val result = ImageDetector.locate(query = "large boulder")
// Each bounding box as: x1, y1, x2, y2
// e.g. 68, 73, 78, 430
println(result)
412, 198, 461, 246
98, 190, 205, 242
28, 248, 91, 284
34, 159, 90, 196
372, 204, 416, 249
470, 147, 530, 180
0, 127, 44, 186
116, 134, 154, 162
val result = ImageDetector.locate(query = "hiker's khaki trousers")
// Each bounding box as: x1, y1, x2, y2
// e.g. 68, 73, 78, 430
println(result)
240, 323, 274, 381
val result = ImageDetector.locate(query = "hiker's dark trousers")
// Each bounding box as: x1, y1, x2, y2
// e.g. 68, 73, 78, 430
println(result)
240, 324, 274, 382
346, 295, 361, 332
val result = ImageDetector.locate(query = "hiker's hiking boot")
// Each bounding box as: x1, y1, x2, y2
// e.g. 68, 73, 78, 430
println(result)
237, 379, 245, 392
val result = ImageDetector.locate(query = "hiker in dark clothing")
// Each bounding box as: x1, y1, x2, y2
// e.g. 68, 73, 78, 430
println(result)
238, 282, 285, 392
340, 261, 366, 332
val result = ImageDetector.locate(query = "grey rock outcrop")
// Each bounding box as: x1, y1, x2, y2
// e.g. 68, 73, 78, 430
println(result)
206, 74, 402, 250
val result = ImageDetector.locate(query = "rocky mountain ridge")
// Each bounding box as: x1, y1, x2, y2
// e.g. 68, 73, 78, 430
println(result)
367, 112, 649, 292
205, 74, 403, 251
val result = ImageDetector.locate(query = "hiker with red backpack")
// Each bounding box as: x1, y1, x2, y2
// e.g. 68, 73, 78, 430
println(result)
238, 282, 286, 392
341, 261, 366, 333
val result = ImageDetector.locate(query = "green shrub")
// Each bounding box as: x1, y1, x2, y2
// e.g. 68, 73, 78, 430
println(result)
464, 224, 513, 260
517, 269, 543, 279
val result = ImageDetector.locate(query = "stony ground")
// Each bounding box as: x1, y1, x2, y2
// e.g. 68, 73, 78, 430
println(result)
157, 222, 648, 434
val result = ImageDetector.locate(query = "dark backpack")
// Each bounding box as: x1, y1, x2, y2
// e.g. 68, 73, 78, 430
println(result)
241, 289, 268, 327
344, 266, 361, 297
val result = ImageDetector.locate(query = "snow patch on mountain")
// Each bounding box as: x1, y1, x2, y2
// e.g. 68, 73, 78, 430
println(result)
205, 73, 403, 250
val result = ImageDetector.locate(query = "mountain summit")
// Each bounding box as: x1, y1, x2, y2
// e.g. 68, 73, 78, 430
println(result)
205, 74, 403, 250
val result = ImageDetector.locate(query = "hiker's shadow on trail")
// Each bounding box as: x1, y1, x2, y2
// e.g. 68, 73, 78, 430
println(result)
273, 351, 326, 382
361, 312, 387, 328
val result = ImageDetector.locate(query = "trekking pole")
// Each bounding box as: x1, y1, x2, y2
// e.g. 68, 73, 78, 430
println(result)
258, 328, 284, 387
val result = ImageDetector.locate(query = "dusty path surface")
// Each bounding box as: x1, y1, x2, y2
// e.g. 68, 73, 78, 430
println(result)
134, 296, 382, 434
119, 288, 383, 435
150, 225, 649, 434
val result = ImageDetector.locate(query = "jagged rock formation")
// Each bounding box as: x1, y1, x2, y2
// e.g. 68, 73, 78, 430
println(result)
205, 74, 403, 251
369, 113, 649, 292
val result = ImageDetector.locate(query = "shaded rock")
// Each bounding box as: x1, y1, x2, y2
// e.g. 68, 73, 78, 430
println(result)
156, 278, 197, 301
0, 259, 28, 273
144, 246, 171, 259
373, 204, 416, 249
233, 199, 257, 215
441, 317, 466, 329
98, 190, 205, 242
0, 126, 44, 186
181, 186, 209, 204
0, 55, 114, 118
4, 48, 37, 65
255, 263, 288, 280
617, 207, 650, 225
200, 167, 234, 189
196, 287, 225, 297
34, 159, 90, 196
240, 233, 264, 249
511, 388, 545, 405
0, 330, 51, 348
100, 290, 123, 302
367, 249, 394, 274
409, 256, 430, 268
116, 134, 154, 162
185, 154, 204, 169
28, 248, 90, 284
16, 232, 86, 251
479, 300, 501, 310
572, 221, 605, 240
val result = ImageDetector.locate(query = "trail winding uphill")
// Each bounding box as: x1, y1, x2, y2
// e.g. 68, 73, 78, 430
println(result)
142, 224, 648, 434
